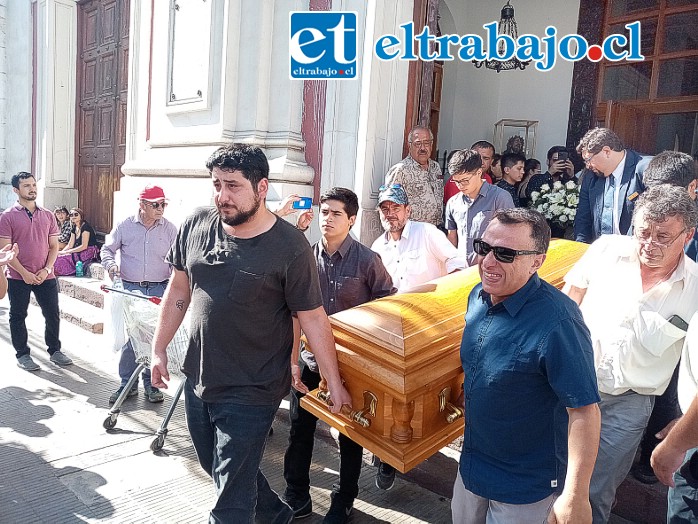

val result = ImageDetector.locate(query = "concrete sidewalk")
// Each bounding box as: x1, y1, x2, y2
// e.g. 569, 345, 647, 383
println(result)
0, 295, 453, 523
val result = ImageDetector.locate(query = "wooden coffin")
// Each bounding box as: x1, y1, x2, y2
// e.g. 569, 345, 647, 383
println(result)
301, 239, 589, 473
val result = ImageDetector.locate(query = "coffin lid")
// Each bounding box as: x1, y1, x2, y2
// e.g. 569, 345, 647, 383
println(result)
328, 239, 588, 365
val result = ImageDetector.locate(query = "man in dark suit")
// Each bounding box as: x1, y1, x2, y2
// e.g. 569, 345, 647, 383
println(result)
574, 128, 652, 243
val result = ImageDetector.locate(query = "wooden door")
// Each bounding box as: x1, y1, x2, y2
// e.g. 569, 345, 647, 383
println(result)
75, 0, 130, 234
604, 100, 657, 155
402, 0, 441, 159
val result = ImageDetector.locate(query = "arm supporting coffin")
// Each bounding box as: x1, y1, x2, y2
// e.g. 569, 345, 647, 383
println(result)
316, 389, 377, 428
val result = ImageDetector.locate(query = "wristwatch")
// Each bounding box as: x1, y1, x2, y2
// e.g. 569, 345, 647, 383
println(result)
44, 267, 53, 275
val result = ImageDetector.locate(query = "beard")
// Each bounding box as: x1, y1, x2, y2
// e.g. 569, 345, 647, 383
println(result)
218, 193, 262, 227
380, 215, 407, 233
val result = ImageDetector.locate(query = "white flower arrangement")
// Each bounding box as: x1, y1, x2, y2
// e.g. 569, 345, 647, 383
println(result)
530, 179, 580, 228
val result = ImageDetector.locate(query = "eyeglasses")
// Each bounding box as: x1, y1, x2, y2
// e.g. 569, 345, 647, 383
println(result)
143, 201, 168, 209
410, 140, 433, 149
582, 151, 599, 166
473, 238, 543, 263
451, 174, 479, 186
69, 212, 79, 217
634, 228, 686, 249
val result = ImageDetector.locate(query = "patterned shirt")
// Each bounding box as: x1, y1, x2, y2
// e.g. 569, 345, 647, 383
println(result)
385, 155, 444, 227
496, 179, 520, 207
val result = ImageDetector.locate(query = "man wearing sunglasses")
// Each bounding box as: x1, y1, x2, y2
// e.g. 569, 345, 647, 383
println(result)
452, 207, 601, 524
100, 184, 178, 404
384, 126, 444, 228
564, 185, 698, 524
574, 127, 652, 244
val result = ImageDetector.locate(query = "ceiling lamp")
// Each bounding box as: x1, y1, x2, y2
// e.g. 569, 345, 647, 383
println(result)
474, 1, 531, 72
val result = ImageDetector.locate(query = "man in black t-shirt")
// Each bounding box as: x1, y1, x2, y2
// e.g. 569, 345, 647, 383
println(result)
150, 144, 351, 524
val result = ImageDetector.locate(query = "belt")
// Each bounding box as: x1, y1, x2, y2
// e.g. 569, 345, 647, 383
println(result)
123, 279, 169, 288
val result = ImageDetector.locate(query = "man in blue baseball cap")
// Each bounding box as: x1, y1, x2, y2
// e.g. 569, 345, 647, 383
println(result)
370, 182, 466, 490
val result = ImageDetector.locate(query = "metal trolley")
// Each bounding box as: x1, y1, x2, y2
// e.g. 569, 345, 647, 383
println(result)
101, 285, 189, 452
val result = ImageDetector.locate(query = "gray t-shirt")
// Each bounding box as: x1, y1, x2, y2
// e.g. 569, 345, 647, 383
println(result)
168, 207, 322, 404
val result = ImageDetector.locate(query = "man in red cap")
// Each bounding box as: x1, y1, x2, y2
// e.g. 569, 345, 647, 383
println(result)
100, 184, 178, 403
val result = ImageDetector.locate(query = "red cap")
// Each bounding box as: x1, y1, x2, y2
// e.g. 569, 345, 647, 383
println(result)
139, 184, 166, 201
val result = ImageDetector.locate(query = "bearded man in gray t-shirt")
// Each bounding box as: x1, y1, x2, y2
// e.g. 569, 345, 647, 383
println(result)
150, 143, 351, 524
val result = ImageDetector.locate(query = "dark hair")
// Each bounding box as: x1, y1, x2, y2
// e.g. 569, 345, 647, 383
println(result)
547, 145, 569, 162
320, 187, 359, 219
577, 127, 624, 154
492, 208, 551, 253
524, 158, 541, 175
205, 143, 269, 188
492, 153, 502, 166
634, 184, 698, 230
470, 140, 495, 153
11, 171, 34, 189
501, 153, 526, 170
643, 151, 697, 190
69, 207, 86, 222
448, 149, 483, 176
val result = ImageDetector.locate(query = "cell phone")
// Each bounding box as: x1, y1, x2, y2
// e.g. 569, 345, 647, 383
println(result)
292, 197, 313, 210
668, 314, 689, 332
557, 152, 569, 162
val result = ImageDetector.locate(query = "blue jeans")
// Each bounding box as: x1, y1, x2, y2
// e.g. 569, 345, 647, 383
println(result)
668, 448, 698, 523
8, 278, 61, 357
117, 280, 167, 388
183, 379, 293, 524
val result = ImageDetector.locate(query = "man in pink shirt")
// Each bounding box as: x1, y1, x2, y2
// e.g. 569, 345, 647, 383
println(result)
0, 172, 72, 370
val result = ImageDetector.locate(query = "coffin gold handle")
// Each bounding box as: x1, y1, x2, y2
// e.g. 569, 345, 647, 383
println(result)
316, 390, 377, 428
439, 387, 464, 424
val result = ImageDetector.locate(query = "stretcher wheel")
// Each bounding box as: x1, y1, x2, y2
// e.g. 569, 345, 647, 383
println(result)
103, 414, 117, 430
150, 434, 165, 452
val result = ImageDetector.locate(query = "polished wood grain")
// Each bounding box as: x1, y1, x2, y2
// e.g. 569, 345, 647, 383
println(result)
301, 239, 589, 473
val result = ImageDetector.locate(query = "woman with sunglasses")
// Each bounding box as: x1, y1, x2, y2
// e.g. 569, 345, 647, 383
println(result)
54, 207, 99, 276
54, 206, 72, 250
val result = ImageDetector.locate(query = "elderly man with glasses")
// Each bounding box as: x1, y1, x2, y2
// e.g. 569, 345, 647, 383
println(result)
384, 126, 445, 228
452, 207, 601, 524
564, 184, 698, 524
574, 127, 652, 244
101, 184, 178, 404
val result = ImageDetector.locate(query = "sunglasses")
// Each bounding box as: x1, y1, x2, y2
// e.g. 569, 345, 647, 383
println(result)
69, 212, 80, 217
143, 201, 168, 209
473, 238, 542, 263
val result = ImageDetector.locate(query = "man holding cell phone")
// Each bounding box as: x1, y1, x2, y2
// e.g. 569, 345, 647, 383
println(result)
564, 184, 698, 524
525, 146, 576, 201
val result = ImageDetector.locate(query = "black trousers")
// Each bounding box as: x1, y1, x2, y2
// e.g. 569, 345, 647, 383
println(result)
8, 278, 61, 358
283, 361, 363, 505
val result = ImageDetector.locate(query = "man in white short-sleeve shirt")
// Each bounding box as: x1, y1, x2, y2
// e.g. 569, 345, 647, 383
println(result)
564, 184, 698, 524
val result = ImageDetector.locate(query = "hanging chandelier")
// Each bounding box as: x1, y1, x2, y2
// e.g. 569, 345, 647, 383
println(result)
473, 1, 530, 72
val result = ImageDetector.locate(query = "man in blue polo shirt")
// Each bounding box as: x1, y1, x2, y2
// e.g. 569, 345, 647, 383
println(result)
452, 207, 601, 523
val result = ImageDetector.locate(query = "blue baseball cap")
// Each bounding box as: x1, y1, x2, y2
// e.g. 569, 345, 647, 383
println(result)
378, 184, 409, 206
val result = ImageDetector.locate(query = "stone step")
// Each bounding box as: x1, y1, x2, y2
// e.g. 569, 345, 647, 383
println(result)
31, 292, 104, 334
57, 275, 106, 309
